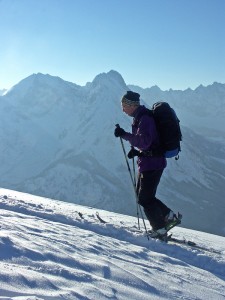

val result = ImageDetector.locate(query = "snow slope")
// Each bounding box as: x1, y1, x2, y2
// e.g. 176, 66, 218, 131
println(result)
0, 189, 225, 300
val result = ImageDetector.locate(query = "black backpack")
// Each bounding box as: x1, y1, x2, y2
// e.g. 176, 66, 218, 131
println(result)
151, 102, 182, 159
137, 102, 182, 159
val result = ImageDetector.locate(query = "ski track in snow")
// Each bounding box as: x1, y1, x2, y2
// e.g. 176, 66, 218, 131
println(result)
0, 188, 225, 300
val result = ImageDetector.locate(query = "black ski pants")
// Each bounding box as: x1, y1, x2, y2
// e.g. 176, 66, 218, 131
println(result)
137, 169, 171, 231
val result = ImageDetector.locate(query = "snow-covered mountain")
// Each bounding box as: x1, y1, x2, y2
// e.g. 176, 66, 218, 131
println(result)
0, 71, 134, 215
0, 71, 224, 237
128, 82, 225, 139
0, 89, 7, 96
0, 189, 225, 299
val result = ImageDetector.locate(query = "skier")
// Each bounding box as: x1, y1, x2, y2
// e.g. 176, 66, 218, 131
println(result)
114, 91, 180, 238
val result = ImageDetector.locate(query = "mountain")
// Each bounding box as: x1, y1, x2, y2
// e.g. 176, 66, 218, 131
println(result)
128, 82, 225, 139
0, 71, 134, 215
0, 71, 225, 237
0, 189, 225, 299
0, 88, 7, 96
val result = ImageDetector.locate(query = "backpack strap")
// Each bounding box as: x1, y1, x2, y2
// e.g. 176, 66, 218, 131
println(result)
133, 107, 153, 128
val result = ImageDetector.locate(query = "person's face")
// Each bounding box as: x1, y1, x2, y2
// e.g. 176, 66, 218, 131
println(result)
121, 103, 138, 116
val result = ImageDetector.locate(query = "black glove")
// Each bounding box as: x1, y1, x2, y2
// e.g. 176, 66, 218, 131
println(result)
114, 127, 126, 138
127, 148, 139, 159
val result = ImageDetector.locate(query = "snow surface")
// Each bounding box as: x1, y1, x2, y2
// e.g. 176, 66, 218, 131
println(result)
0, 188, 225, 300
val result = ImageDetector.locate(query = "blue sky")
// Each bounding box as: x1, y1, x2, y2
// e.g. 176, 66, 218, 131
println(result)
0, 0, 224, 90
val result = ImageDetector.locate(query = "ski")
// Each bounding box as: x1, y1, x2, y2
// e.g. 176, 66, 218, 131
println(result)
96, 212, 107, 224
74, 211, 221, 254
167, 235, 221, 254
76, 211, 84, 219
146, 232, 221, 254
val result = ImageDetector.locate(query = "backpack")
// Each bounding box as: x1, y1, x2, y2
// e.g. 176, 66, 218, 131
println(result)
151, 102, 182, 159
136, 102, 182, 159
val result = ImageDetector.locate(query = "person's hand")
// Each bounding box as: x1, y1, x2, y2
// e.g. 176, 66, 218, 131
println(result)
127, 148, 139, 159
114, 127, 126, 137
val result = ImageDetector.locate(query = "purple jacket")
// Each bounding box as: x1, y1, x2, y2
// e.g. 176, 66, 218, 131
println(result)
122, 105, 167, 172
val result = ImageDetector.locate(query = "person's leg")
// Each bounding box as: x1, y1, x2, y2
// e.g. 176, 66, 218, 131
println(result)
137, 169, 170, 230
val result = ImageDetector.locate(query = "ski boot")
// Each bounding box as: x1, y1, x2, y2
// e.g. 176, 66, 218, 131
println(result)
165, 212, 182, 232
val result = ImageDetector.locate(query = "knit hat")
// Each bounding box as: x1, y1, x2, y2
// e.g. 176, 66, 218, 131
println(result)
121, 91, 140, 106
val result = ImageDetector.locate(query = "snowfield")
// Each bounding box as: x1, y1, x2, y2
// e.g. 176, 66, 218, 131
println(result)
0, 188, 224, 300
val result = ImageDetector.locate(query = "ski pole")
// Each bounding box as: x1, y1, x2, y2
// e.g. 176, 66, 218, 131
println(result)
131, 147, 136, 187
119, 135, 140, 222
131, 148, 140, 229
115, 124, 149, 239
131, 155, 147, 232
115, 124, 136, 185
